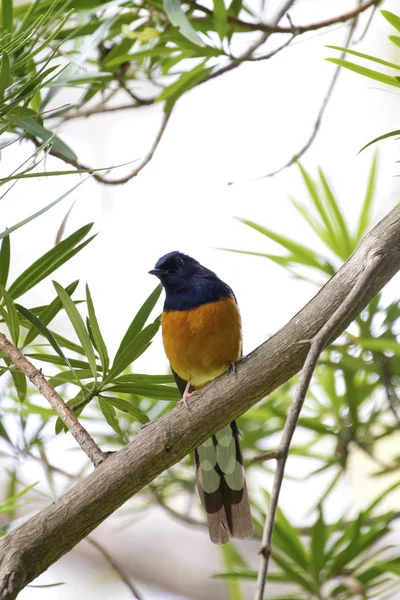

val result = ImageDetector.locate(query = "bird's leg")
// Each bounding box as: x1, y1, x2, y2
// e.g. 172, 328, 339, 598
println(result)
178, 380, 198, 409
229, 361, 238, 373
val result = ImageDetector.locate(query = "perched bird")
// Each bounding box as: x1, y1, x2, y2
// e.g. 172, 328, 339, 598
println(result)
149, 251, 253, 544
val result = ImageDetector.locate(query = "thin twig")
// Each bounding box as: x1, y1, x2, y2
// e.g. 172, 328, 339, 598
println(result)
0, 333, 105, 467
249, 449, 282, 464
93, 107, 172, 185
58, 103, 146, 121
192, 0, 377, 35
254, 251, 383, 600
86, 537, 143, 599
254, 2, 362, 180
31, 106, 172, 185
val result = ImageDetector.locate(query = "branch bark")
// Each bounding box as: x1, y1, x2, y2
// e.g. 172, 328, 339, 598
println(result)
1, 202, 400, 599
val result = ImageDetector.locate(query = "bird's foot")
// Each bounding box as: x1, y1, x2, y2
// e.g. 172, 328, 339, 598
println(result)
229, 361, 238, 373
178, 389, 199, 410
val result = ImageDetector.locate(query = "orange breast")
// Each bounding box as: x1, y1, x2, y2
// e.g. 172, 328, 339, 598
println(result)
162, 295, 242, 389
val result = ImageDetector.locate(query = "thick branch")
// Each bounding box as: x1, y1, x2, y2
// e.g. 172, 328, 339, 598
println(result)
1, 202, 400, 599
0, 334, 105, 467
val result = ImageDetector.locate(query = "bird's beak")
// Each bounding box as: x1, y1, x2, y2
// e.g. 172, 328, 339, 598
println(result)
149, 268, 164, 278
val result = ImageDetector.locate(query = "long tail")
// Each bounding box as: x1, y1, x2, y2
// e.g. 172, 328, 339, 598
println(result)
194, 421, 253, 544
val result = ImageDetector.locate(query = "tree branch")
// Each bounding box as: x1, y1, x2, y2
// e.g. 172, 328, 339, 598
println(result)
86, 537, 143, 599
1, 202, 400, 600
254, 251, 383, 600
0, 333, 105, 467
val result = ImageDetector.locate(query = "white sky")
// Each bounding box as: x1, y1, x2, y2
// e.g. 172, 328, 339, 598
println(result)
2, 0, 400, 598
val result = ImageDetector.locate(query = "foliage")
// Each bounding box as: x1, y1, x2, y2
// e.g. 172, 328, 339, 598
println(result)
328, 9, 400, 152
1, 3, 400, 599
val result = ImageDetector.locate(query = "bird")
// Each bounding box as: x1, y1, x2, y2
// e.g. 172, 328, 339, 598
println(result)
149, 251, 253, 544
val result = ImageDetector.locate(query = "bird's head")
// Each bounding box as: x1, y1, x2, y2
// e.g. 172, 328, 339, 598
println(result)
149, 251, 202, 291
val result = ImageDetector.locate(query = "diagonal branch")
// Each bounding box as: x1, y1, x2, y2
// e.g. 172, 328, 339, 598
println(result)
86, 538, 143, 599
0, 333, 105, 467
254, 250, 383, 600
0, 202, 400, 600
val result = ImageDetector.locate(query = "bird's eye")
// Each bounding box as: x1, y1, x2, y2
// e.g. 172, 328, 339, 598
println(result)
175, 258, 184, 268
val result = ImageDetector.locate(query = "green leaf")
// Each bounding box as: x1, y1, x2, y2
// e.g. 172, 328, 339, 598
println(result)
8, 223, 94, 299
2, 0, 13, 33
53, 281, 98, 381
237, 218, 332, 273
326, 44, 400, 71
310, 507, 326, 578
104, 383, 180, 400
107, 319, 160, 381
164, 0, 205, 47
272, 552, 315, 593
356, 337, 400, 355
219, 544, 246, 600
0, 52, 11, 98
98, 398, 123, 437
0, 285, 20, 345
325, 58, 400, 89
10, 368, 27, 402
114, 285, 161, 363
318, 168, 352, 258
213, 0, 228, 41
15, 305, 77, 376
359, 128, 400, 153
298, 163, 337, 247
16, 119, 77, 163
389, 35, 400, 49
356, 152, 377, 241
0, 233, 10, 288
23, 280, 79, 347
85, 285, 109, 375
27, 353, 99, 371
158, 62, 213, 111
100, 396, 149, 424
381, 9, 400, 33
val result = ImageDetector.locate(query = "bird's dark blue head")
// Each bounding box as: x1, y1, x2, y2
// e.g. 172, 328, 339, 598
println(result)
149, 251, 233, 311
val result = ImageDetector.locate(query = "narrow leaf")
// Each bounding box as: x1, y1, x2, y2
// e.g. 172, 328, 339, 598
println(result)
114, 285, 161, 362
101, 396, 149, 424
53, 281, 98, 381
98, 398, 123, 437
85, 285, 109, 375
164, 0, 205, 46
0, 233, 10, 287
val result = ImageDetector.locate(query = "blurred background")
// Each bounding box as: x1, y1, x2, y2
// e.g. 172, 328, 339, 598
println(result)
1, 0, 400, 598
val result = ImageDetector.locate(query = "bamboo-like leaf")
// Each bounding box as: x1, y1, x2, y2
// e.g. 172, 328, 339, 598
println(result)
23, 280, 79, 347
318, 168, 352, 258
98, 398, 123, 437
16, 119, 77, 162
0, 285, 20, 345
356, 152, 377, 241
8, 224, 94, 299
100, 396, 149, 424
163, 0, 205, 46
325, 58, 400, 89
114, 285, 161, 362
107, 319, 160, 381
0, 52, 11, 98
236, 218, 332, 273
53, 281, 98, 381
85, 285, 109, 375
2, 0, 13, 33
10, 368, 27, 402
381, 9, 400, 33
15, 304, 76, 375
326, 44, 400, 71
104, 383, 180, 400
310, 507, 326, 578
0, 233, 10, 287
